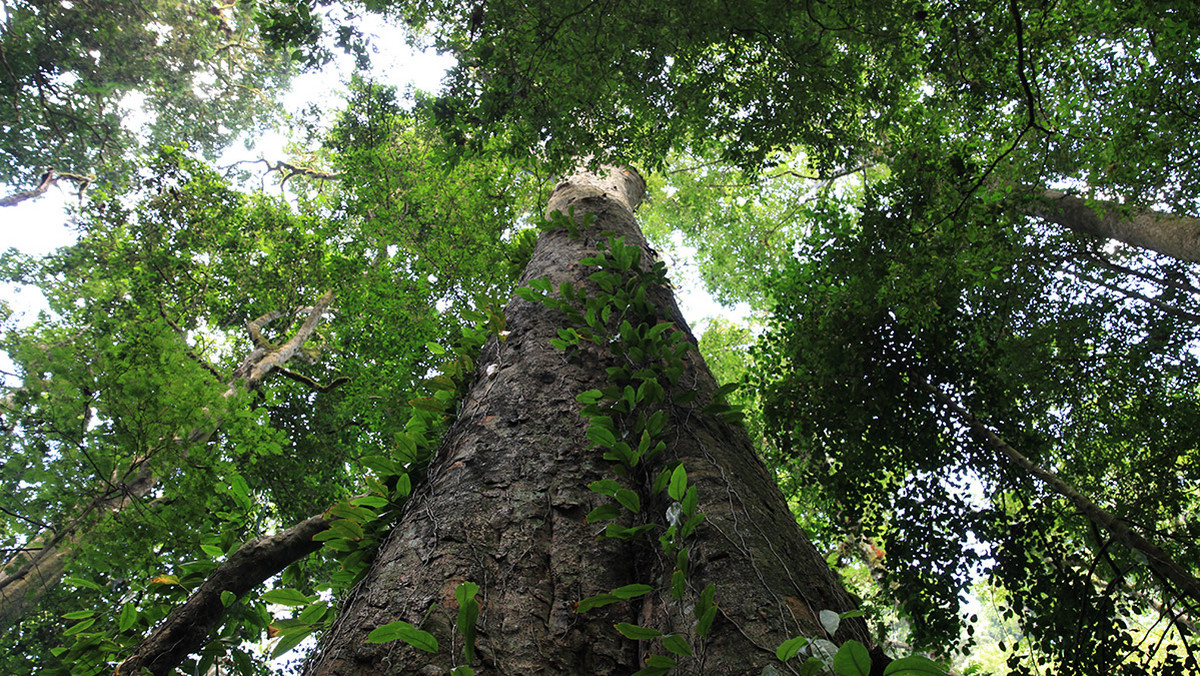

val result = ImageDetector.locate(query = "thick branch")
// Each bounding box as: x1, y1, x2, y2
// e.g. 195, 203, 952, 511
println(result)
114, 515, 330, 676
233, 291, 335, 388
0, 169, 93, 208
1030, 189, 1200, 263
915, 375, 1200, 610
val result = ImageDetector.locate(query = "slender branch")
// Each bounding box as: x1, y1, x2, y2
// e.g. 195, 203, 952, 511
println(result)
0, 505, 51, 532
1057, 264, 1200, 325
226, 158, 342, 186
1078, 250, 1200, 298
1009, 0, 1051, 135
914, 373, 1200, 611
275, 367, 350, 393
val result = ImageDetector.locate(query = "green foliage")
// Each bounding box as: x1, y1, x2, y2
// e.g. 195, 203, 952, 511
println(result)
6, 0, 1200, 672
0, 91, 539, 672
0, 0, 295, 187
753, 159, 1200, 670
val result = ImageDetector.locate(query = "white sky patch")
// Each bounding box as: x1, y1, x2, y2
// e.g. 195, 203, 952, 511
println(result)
191, 69, 219, 100
118, 89, 154, 136
146, 21, 172, 45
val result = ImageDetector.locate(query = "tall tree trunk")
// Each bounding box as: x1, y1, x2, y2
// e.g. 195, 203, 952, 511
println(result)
305, 168, 871, 675
1029, 189, 1200, 262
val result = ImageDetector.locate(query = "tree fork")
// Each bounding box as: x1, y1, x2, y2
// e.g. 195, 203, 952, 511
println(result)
305, 167, 874, 674
0, 292, 337, 632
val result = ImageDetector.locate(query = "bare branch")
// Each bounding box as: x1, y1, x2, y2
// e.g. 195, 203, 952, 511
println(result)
0, 169, 93, 208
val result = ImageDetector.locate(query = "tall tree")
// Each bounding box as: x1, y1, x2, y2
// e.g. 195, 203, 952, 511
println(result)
4, 0, 1200, 673
303, 166, 877, 675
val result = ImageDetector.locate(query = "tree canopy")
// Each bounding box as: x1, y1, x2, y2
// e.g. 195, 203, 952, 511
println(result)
2, 1, 1199, 674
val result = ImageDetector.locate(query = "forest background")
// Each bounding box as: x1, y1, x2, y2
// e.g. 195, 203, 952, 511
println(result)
1, 1, 1199, 675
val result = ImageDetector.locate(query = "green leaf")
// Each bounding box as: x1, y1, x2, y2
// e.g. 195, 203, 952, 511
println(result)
118, 603, 138, 632
62, 577, 102, 591
681, 512, 705, 538
681, 485, 698, 516
586, 503, 622, 523
271, 626, 313, 658
200, 544, 225, 558
671, 570, 685, 599
456, 581, 480, 663
261, 588, 314, 607
713, 382, 740, 399
832, 640, 872, 676
777, 635, 809, 662
799, 656, 826, 676
614, 488, 641, 513
604, 523, 655, 539
61, 610, 95, 620
63, 618, 96, 636
425, 341, 446, 355
353, 495, 390, 509
652, 465, 674, 495
615, 622, 662, 640
576, 593, 619, 613
697, 605, 718, 637
220, 591, 237, 607
365, 620, 439, 652
576, 389, 604, 404
229, 473, 250, 502
587, 479, 622, 496
611, 584, 654, 599
663, 634, 692, 657
883, 655, 949, 675
587, 425, 617, 448
668, 464, 687, 501
299, 601, 329, 624
328, 518, 366, 540
394, 473, 412, 499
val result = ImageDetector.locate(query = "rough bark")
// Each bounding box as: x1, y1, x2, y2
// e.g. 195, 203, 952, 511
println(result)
114, 514, 331, 676
305, 168, 870, 675
0, 292, 336, 632
1029, 189, 1200, 263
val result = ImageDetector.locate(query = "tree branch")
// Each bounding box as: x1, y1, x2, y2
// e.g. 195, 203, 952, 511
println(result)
0, 169, 93, 208
914, 373, 1200, 612
113, 514, 331, 676
1029, 189, 1200, 263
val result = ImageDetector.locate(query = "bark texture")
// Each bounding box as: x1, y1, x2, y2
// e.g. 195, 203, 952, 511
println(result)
306, 168, 869, 675
1030, 189, 1200, 262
